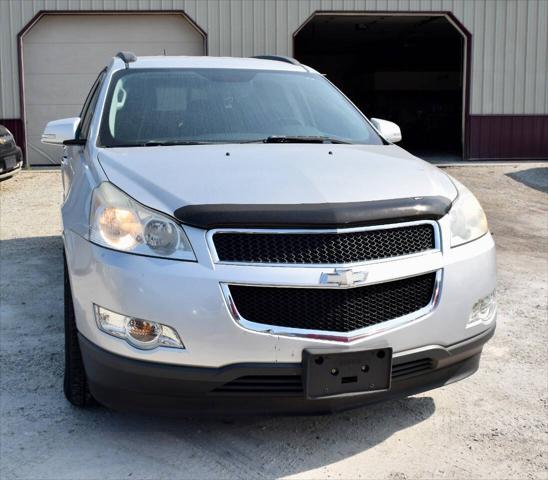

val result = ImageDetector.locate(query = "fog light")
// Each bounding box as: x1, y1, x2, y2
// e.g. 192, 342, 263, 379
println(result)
467, 291, 496, 328
94, 305, 184, 350
126, 318, 162, 348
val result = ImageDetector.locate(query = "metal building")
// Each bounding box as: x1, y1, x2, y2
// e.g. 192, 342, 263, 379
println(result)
0, 0, 546, 164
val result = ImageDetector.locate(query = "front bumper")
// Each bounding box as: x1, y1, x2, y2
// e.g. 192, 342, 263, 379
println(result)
0, 147, 23, 179
80, 325, 495, 414
64, 223, 496, 368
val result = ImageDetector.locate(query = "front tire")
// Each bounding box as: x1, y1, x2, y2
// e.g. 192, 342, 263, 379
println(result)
64, 252, 93, 406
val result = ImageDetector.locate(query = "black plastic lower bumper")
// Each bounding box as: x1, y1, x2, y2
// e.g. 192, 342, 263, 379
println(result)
79, 325, 495, 415
0, 146, 22, 178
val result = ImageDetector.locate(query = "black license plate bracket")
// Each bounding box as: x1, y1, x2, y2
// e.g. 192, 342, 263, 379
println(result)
303, 347, 392, 399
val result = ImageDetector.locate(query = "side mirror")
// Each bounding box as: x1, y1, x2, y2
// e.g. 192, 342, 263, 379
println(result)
370, 118, 402, 143
41, 117, 80, 145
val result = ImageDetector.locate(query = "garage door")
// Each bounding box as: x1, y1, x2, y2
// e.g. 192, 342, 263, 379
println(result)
22, 13, 205, 165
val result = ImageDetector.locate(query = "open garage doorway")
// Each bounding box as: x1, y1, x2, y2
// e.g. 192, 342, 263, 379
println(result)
294, 13, 467, 160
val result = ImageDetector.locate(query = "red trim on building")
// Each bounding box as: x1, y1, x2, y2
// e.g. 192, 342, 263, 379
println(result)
469, 115, 548, 160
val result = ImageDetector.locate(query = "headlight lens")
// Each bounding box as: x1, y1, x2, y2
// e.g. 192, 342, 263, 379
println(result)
0, 132, 13, 145
90, 182, 195, 260
448, 177, 489, 247
94, 305, 184, 350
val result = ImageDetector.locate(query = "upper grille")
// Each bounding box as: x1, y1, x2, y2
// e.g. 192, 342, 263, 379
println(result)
213, 224, 435, 264
228, 272, 437, 333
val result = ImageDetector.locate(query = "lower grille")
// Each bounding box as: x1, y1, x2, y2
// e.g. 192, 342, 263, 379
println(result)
228, 272, 437, 333
213, 375, 303, 393
213, 358, 434, 394
392, 358, 434, 379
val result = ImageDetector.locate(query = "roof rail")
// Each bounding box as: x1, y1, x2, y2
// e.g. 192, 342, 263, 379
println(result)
115, 51, 137, 68
252, 55, 301, 66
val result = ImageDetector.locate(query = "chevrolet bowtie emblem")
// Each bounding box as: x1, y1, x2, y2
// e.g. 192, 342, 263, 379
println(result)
320, 269, 368, 287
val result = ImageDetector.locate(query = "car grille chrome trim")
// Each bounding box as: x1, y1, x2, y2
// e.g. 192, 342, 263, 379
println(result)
207, 220, 441, 267
220, 270, 442, 342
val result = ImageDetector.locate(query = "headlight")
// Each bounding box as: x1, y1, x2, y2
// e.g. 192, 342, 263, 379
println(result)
447, 176, 489, 247
90, 182, 195, 260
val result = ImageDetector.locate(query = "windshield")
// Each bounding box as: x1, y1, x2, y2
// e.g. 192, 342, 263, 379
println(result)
98, 68, 383, 147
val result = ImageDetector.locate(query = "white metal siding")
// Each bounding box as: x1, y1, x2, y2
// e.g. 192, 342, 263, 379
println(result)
1, 0, 547, 120
21, 13, 204, 165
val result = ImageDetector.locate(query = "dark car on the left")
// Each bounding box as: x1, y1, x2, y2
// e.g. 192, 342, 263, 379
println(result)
0, 124, 23, 179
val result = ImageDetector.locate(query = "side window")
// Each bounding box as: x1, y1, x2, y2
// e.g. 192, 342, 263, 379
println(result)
76, 69, 106, 140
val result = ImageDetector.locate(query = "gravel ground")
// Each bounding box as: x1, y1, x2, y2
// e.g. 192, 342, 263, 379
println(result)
0, 164, 547, 480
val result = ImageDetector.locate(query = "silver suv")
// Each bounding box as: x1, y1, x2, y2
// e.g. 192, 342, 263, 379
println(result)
43, 53, 496, 414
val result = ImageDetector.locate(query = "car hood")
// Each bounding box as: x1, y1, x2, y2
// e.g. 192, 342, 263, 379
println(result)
97, 144, 457, 219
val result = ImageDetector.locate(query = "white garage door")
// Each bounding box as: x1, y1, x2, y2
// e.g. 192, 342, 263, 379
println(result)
22, 14, 205, 165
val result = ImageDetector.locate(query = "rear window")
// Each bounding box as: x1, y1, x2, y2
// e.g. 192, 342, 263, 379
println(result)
98, 68, 383, 146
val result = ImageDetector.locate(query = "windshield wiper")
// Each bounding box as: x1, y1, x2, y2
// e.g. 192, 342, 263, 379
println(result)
143, 140, 210, 146
106, 136, 353, 147
261, 135, 353, 144
105, 140, 210, 148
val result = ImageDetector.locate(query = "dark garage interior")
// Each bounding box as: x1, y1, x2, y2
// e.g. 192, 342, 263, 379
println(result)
295, 14, 466, 160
